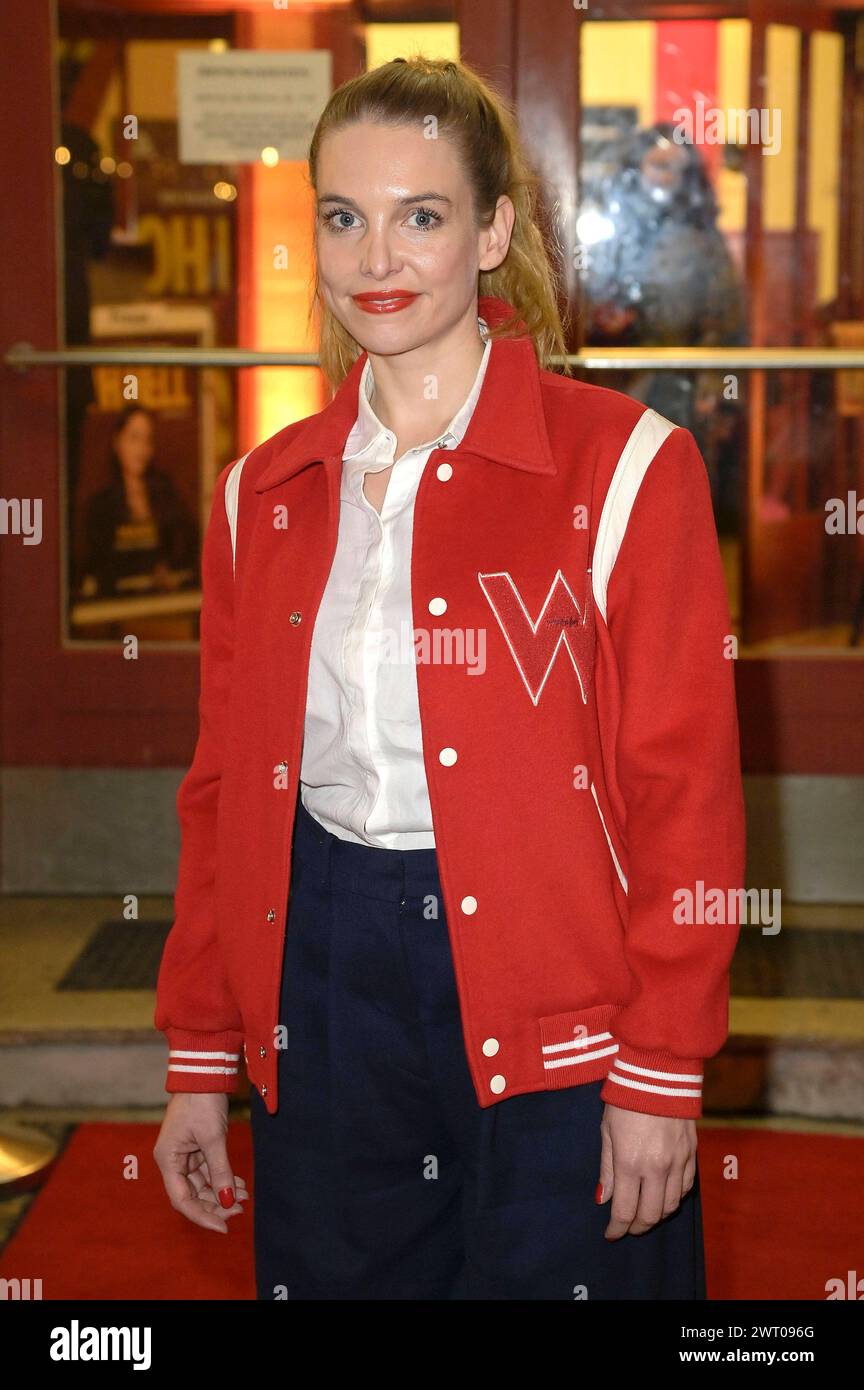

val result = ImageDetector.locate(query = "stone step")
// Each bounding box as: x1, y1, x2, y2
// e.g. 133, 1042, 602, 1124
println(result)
1, 1026, 861, 1121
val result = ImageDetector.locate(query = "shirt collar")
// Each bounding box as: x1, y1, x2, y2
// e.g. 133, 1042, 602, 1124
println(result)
342, 315, 491, 466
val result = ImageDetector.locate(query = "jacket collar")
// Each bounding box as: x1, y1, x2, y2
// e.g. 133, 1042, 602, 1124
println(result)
253, 295, 557, 492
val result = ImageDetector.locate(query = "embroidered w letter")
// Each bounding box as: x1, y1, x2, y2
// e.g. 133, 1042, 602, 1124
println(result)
477, 568, 595, 705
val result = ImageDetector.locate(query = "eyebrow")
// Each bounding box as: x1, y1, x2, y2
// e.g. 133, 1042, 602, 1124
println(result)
317, 192, 454, 208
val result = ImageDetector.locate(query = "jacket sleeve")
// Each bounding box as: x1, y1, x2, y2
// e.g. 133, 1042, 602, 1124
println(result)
153, 462, 245, 1096
598, 425, 746, 1120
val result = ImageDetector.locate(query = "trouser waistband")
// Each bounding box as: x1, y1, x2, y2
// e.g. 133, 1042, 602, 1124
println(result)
291, 790, 440, 902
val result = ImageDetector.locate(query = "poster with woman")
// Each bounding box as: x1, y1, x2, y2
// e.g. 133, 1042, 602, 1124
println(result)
66, 328, 208, 643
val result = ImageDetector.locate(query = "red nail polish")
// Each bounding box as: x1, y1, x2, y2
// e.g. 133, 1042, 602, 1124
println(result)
594, 1181, 603, 1204
218, 1186, 235, 1209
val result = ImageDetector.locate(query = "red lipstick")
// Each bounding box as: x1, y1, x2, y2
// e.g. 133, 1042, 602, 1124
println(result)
352, 290, 419, 314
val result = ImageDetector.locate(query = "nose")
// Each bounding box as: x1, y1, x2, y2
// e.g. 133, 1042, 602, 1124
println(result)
359, 217, 402, 279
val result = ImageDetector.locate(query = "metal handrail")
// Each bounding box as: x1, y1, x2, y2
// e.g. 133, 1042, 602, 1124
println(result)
6, 341, 864, 371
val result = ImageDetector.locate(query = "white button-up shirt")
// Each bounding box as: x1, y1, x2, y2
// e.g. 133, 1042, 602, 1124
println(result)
299, 318, 492, 848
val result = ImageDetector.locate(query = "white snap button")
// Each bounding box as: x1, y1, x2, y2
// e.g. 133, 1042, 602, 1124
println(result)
428, 596, 447, 616
436, 462, 453, 481
460, 896, 477, 915
490, 1074, 506, 1094
482, 1038, 499, 1056
438, 747, 457, 766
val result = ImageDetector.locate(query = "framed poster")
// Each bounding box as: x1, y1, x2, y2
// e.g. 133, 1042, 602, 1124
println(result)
64, 304, 218, 644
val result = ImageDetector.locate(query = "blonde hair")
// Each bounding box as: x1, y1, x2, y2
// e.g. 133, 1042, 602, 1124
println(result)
306, 54, 572, 389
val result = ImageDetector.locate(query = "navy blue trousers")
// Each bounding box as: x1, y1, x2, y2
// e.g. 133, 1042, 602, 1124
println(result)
249, 793, 707, 1300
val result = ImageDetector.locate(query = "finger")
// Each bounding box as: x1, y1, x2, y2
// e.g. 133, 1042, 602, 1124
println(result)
159, 1167, 231, 1234
192, 1164, 249, 1202
189, 1169, 250, 1208
597, 1112, 615, 1205
177, 1165, 248, 1222
198, 1136, 240, 1210
662, 1163, 687, 1217
191, 1167, 248, 1200
173, 1188, 233, 1233
682, 1151, 697, 1196
192, 1186, 248, 1221
187, 1166, 212, 1198
604, 1172, 641, 1240
629, 1173, 668, 1234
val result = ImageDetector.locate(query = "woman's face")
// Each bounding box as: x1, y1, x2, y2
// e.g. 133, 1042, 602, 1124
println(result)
315, 119, 513, 353
115, 411, 154, 476
639, 141, 687, 202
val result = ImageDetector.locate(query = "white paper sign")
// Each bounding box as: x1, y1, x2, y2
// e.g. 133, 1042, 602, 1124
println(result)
177, 50, 332, 164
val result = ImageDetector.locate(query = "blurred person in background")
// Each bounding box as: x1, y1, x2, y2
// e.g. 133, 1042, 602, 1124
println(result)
581, 122, 746, 522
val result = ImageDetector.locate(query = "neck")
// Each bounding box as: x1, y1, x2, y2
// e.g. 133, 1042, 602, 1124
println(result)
365, 307, 486, 443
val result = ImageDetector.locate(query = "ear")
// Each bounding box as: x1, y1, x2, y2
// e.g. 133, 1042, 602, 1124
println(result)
479, 195, 516, 273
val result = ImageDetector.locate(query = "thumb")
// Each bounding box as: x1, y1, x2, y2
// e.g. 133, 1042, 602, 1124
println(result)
596, 1121, 614, 1205
200, 1135, 237, 1210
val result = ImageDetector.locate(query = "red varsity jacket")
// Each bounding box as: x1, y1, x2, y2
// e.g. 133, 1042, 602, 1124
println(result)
154, 294, 746, 1121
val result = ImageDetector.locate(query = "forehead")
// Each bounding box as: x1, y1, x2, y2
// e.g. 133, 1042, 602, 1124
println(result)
645, 141, 685, 162
317, 119, 464, 193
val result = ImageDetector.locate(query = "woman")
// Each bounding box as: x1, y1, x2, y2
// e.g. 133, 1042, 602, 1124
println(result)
153, 57, 745, 1301
80, 404, 199, 597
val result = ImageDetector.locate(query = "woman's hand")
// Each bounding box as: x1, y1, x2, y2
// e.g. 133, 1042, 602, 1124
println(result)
597, 1103, 697, 1239
153, 1093, 249, 1234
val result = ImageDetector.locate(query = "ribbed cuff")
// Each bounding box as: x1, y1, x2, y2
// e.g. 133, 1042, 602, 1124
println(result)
163, 1028, 244, 1095
600, 1042, 703, 1119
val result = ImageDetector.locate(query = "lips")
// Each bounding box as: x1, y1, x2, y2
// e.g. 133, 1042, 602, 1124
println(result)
352, 291, 419, 314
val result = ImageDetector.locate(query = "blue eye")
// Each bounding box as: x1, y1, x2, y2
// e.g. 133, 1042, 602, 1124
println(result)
320, 206, 444, 233
321, 208, 359, 232
407, 206, 444, 230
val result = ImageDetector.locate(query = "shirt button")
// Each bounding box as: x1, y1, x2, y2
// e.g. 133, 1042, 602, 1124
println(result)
436, 462, 453, 481
460, 896, 477, 915
289, 611, 302, 625
439, 747, 457, 766
259, 1045, 267, 1059
276, 761, 288, 774
428, 596, 447, 616
490, 1075, 506, 1094
261, 1084, 268, 1097
482, 1038, 500, 1057
266, 908, 276, 923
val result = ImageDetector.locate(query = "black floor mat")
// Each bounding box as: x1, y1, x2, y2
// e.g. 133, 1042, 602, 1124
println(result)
730, 928, 864, 998
56, 920, 172, 991
52, 919, 864, 998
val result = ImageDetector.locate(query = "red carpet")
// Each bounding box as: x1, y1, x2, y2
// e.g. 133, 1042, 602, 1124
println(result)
0, 1119, 256, 1300
1, 1121, 861, 1300
699, 1126, 864, 1300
